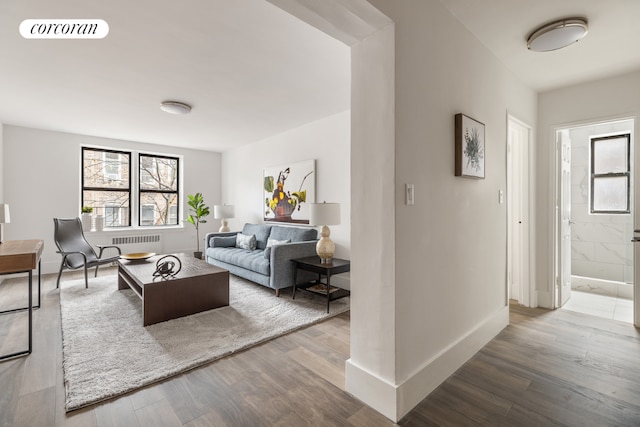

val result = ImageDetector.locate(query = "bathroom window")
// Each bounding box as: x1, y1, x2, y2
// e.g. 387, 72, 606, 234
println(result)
590, 133, 631, 214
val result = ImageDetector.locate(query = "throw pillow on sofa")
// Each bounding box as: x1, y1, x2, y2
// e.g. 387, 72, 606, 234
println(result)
236, 233, 257, 251
263, 238, 290, 259
211, 235, 237, 247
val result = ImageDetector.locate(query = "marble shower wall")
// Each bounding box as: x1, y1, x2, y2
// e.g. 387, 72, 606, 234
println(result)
570, 120, 634, 284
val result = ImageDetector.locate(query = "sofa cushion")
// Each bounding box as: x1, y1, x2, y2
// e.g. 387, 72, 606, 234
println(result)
236, 233, 257, 251
211, 235, 236, 248
269, 226, 317, 243
208, 247, 270, 275
242, 224, 272, 249
263, 238, 290, 259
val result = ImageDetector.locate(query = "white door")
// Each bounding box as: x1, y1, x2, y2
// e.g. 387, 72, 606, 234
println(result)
507, 116, 531, 306
557, 129, 572, 307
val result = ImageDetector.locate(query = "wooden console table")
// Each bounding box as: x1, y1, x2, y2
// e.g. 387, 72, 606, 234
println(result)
0, 239, 44, 361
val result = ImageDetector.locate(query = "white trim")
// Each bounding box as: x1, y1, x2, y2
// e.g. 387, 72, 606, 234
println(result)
346, 305, 509, 422
507, 114, 535, 307
344, 360, 398, 421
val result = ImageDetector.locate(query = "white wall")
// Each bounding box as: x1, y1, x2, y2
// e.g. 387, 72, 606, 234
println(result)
275, 0, 537, 420
0, 122, 3, 202
362, 0, 536, 419
570, 121, 634, 284
3, 125, 222, 274
221, 110, 351, 264
537, 71, 640, 307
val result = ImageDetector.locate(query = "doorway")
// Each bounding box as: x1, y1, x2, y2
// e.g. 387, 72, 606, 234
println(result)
554, 118, 635, 324
507, 115, 532, 306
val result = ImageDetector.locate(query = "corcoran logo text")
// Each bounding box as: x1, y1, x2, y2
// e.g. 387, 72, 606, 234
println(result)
20, 19, 109, 39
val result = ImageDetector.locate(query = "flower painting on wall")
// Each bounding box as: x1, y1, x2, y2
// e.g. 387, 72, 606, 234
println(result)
263, 160, 315, 223
455, 113, 485, 179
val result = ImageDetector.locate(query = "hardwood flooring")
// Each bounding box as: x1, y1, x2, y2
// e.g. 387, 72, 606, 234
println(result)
1, 270, 640, 426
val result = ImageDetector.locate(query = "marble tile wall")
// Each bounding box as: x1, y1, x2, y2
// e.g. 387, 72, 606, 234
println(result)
570, 120, 634, 284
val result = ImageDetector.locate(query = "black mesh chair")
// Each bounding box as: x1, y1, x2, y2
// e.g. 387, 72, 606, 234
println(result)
53, 217, 121, 288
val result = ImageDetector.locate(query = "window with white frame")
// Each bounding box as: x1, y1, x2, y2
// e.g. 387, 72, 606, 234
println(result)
82, 147, 131, 226
81, 147, 181, 227
138, 154, 180, 226
590, 133, 631, 214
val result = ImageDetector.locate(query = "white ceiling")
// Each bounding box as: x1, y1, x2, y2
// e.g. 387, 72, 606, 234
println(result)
1, 1, 639, 153
438, 0, 640, 92
0, 0, 350, 152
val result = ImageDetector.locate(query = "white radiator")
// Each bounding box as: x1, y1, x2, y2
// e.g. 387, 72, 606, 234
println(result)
112, 234, 162, 254
88, 234, 163, 255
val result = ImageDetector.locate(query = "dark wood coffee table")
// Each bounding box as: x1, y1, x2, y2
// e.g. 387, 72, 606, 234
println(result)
117, 253, 229, 326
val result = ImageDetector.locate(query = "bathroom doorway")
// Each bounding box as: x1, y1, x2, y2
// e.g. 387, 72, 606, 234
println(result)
555, 118, 635, 323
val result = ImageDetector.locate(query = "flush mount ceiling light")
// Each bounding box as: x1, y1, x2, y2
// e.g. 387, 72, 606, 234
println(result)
160, 101, 191, 115
527, 17, 588, 52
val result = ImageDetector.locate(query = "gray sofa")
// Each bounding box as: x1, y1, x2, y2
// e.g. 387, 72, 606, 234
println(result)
204, 223, 318, 296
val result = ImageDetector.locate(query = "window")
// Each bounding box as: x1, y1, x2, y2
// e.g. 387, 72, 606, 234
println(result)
105, 205, 122, 227
82, 147, 181, 228
138, 154, 179, 226
590, 134, 631, 214
82, 148, 131, 226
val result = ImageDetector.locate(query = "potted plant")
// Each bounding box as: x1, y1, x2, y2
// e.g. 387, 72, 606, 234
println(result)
81, 206, 93, 232
186, 193, 210, 259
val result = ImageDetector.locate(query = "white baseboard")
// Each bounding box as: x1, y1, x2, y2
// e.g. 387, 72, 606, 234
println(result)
537, 289, 553, 308
345, 305, 509, 422
345, 359, 398, 421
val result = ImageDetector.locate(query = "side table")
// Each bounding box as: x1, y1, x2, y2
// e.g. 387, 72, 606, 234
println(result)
0, 239, 44, 361
292, 256, 350, 313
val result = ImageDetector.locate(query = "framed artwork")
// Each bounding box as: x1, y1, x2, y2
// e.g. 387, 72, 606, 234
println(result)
263, 160, 315, 223
455, 113, 485, 179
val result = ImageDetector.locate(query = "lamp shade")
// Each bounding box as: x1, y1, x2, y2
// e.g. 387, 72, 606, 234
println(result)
309, 202, 340, 226
213, 204, 235, 219
0, 204, 10, 223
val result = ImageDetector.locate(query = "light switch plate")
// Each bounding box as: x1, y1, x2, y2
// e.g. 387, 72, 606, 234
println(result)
406, 184, 414, 205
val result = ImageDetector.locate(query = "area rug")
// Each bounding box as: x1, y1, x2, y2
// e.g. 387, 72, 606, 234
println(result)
59, 274, 349, 412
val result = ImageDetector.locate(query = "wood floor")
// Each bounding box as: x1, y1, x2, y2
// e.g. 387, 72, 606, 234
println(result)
1, 269, 640, 426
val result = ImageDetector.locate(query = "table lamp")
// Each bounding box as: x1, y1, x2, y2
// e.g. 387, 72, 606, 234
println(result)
213, 204, 235, 232
309, 202, 340, 264
0, 204, 10, 244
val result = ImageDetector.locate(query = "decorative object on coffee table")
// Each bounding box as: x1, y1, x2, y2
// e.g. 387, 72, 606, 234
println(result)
120, 252, 155, 261
152, 254, 182, 279
186, 192, 210, 258
213, 204, 235, 232
309, 202, 340, 264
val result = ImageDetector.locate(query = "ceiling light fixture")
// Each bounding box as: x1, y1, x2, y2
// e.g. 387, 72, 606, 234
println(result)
526, 17, 588, 52
160, 101, 192, 115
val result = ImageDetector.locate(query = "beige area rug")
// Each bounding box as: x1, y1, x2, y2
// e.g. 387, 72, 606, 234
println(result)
59, 274, 349, 412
